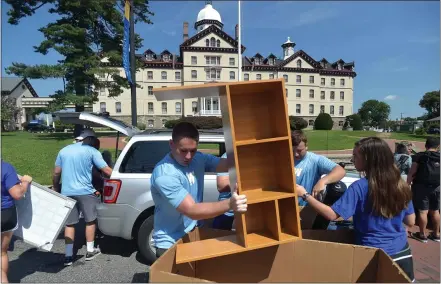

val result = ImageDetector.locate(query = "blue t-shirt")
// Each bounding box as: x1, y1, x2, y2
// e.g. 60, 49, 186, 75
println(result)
151, 152, 220, 249
1, 161, 20, 209
55, 142, 108, 196
217, 152, 233, 217
295, 152, 337, 206
331, 178, 414, 256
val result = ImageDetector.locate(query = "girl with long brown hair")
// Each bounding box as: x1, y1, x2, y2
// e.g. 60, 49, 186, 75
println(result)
296, 137, 416, 281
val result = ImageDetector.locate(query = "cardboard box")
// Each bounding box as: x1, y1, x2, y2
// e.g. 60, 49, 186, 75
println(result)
150, 227, 411, 283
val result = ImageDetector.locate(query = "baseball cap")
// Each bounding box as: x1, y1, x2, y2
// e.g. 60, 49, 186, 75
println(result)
76, 129, 96, 140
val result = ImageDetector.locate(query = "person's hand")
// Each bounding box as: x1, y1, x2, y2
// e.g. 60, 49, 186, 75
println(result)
295, 184, 307, 197
312, 179, 326, 198
21, 175, 32, 184
229, 192, 247, 213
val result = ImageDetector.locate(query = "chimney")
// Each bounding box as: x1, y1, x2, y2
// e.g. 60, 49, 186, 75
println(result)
235, 24, 239, 40
183, 22, 189, 42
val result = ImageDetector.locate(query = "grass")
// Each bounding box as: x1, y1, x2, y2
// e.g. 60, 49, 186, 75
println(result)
2, 130, 435, 185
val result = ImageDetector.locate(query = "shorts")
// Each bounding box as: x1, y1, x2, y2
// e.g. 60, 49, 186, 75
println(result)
413, 184, 440, 211
391, 242, 415, 282
212, 214, 234, 231
1, 205, 18, 233
65, 194, 100, 225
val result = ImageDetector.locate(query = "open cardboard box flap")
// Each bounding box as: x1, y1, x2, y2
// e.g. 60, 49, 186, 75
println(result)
150, 227, 411, 283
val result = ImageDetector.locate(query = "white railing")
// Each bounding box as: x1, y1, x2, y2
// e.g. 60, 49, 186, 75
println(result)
200, 109, 221, 116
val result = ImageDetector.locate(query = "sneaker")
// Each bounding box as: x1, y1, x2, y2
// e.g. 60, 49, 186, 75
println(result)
64, 256, 73, 266
411, 232, 428, 243
428, 233, 440, 242
85, 247, 101, 261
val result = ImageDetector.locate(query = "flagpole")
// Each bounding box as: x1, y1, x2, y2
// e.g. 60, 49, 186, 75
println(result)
238, 0, 242, 81
129, 0, 137, 126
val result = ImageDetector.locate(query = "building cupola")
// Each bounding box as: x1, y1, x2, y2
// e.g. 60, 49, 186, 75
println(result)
195, 1, 223, 33
281, 37, 296, 60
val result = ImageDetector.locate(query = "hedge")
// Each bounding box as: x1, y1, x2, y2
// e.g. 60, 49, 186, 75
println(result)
314, 113, 333, 130
164, 116, 223, 129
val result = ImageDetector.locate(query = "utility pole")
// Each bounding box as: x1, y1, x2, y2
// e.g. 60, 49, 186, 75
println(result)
237, 0, 242, 81
400, 112, 404, 125
129, 0, 137, 126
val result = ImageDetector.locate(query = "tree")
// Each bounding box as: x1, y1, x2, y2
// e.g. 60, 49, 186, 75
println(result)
314, 113, 333, 130
344, 114, 362, 130
289, 116, 308, 130
419, 90, 440, 119
4, 0, 154, 136
1, 96, 22, 131
357, 100, 391, 127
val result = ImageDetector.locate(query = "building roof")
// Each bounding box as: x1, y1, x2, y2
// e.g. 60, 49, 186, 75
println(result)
197, 3, 222, 24
427, 116, 440, 122
1, 77, 38, 98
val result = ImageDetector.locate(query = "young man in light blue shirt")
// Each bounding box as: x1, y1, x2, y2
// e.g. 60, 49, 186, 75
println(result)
291, 130, 346, 206
151, 122, 247, 257
53, 129, 113, 266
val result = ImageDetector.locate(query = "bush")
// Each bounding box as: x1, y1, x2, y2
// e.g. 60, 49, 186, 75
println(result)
164, 116, 223, 129
344, 114, 363, 130
137, 122, 146, 130
314, 113, 333, 130
415, 127, 427, 135
288, 116, 307, 130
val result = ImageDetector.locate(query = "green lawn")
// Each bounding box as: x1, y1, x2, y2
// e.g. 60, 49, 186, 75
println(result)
1, 130, 434, 185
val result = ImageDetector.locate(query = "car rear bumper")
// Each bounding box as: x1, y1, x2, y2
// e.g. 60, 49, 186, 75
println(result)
96, 203, 140, 240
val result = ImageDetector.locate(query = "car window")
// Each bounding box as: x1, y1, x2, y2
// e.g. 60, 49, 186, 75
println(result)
119, 140, 225, 174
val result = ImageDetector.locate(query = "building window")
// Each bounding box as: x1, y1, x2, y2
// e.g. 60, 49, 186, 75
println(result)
206, 56, 220, 65
283, 75, 288, 82
339, 121, 344, 126
269, 73, 274, 79
285, 88, 288, 97
308, 120, 314, 126
148, 119, 154, 128
309, 89, 314, 98
161, 71, 167, 80
146, 54, 153, 61
256, 74, 261, 80
296, 89, 301, 98
191, 56, 197, 65
147, 86, 153, 96
229, 58, 235, 66
330, 91, 335, 100
321, 78, 325, 86
148, 102, 154, 114
230, 71, 235, 80
309, 76, 314, 84
340, 91, 344, 100
244, 74, 249, 81
175, 72, 181, 81
206, 68, 221, 80
162, 54, 170, 62
331, 78, 335, 86
320, 105, 325, 113
205, 39, 209, 47
330, 105, 335, 115
296, 104, 301, 114
340, 79, 345, 86
175, 102, 181, 114
191, 70, 197, 79
115, 102, 121, 113
309, 104, 314, 115
320, 91, 325, 100
296, 75, 301, 83
147, 71, 153, 80
162, 102, 167, 114
100, 102, 106, 113
192, 101, 198, 112
297, 59, 302, 68
269, 58, 275, 65
216, 39, 220, 47
339, 106, 344, 115
210, 37, 216, 47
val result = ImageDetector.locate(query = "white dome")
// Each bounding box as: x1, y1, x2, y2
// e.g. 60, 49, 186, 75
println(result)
197, 4, 222, 23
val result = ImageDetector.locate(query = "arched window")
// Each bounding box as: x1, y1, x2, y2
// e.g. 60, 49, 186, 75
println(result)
115, 102, 121, 113
161, 102, 167, 114
161, 71, 167, 80
205, 39, 209, 47
297, 59, 302, 68
216, 39, 220, 47
210, 37, 216, 47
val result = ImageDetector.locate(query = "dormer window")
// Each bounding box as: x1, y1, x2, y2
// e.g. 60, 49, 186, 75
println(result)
338, 64, 342, 70
146, 54, 153, 61
268, 58, 275, 65
216, 39, 220, 47
163, 54, 170, 62
254, 58, 261, 65
296, 59, 302, 68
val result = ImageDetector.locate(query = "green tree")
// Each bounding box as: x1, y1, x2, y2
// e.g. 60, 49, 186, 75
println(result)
344, 114, 362, 130
357, 100, 391, 127
289, 116, 308, 130
4, 0, 154, 135
1, 96, 22, 131
419, 90, 440, 119
314, 113, 333, 130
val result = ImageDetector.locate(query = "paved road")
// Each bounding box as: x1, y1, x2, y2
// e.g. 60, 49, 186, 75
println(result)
7, 220, 150, 283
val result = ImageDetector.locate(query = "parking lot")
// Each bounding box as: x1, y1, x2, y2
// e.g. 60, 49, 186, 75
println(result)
7, 220, 150, 283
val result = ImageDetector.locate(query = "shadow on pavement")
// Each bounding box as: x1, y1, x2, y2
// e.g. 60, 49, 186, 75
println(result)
131, 272, 149, 283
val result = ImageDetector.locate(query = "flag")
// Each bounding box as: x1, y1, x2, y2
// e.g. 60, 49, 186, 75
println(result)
123, 0, 132, 84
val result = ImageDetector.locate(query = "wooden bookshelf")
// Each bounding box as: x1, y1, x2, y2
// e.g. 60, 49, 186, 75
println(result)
153, 79, 302, 264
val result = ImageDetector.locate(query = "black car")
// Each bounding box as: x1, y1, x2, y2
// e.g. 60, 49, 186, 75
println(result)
25, 122, 55, 133
427, 127, 440, 135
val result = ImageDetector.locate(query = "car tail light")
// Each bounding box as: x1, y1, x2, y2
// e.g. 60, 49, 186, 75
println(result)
103, 179, 122, 203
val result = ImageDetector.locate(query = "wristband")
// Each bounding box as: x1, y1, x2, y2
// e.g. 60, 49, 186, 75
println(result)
301, 192, 311, 201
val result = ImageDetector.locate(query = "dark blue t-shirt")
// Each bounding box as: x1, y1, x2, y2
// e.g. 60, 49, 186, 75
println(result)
1, 161, 20, 209
331, 178, 414, 256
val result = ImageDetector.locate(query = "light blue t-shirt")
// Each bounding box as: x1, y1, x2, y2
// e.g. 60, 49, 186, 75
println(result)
55, 142, 108, 196
151, 151, 221, 249
294, 152, 337, 206
217, 152, 233, 217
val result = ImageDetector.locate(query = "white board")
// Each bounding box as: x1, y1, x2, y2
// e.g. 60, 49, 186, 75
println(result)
14, 176, 76, 251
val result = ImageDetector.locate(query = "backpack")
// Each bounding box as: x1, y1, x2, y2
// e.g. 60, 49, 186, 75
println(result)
395, 155, 410, 174
414, 151, 440, 186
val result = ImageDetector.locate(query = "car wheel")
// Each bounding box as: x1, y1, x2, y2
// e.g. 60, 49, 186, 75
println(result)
137, 214, 157, 264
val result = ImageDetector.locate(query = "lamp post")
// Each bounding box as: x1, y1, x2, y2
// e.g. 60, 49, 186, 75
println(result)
237, 0, 242, 81
129, 0, 137, 126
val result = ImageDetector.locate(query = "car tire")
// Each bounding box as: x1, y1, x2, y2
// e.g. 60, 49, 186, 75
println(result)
137, 214, 157, 264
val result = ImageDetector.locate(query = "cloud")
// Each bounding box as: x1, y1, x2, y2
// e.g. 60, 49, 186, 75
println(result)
384, 95, 397, 101
161, 30, 177, 37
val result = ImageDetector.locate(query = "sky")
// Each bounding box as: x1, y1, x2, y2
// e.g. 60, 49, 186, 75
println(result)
1, 0, 440, 120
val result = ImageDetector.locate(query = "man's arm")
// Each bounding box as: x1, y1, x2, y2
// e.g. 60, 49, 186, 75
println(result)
215, 157, 228, 173
407, 162, 418, 185
217, 175, 231, 193
52, 166, 62, 192
312, 157, 346, 197
91, 149, 113, 177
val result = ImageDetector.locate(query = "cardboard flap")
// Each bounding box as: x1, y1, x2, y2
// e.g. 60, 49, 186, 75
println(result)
376, 250, 412, 283
351, 247, 378, 283
302, 229, 355, 244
